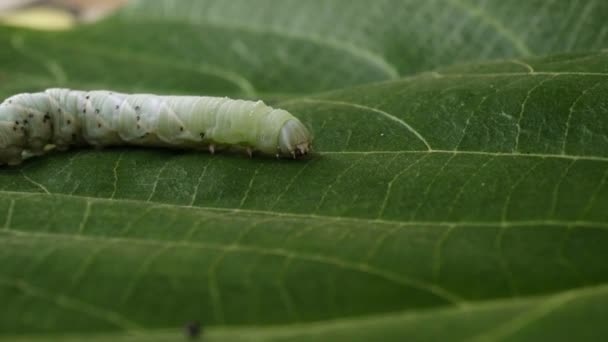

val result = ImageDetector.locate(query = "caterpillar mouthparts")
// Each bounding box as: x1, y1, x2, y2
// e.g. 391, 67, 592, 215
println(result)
279, 119, 312, 159
0, 89, 313, 165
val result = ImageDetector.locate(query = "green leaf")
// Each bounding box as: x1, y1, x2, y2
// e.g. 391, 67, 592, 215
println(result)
1, 0, 607, 341
116, 0, 608, 89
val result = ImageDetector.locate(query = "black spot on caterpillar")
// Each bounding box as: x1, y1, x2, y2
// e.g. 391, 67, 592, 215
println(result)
0, 89, 312, 165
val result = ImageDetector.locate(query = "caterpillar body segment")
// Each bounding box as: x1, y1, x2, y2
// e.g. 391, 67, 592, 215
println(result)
0, 89, 312, 165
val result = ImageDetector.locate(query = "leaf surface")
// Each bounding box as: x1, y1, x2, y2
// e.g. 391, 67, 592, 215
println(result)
0, 0, 607, 341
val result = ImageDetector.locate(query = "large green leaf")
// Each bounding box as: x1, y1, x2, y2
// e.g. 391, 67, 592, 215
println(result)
0, 0, 607, 341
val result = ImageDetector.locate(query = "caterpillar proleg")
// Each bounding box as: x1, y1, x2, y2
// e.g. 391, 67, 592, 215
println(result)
0, 89, 312, 165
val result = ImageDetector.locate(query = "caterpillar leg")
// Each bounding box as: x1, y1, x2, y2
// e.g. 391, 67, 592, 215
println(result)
26, 138, 48, 156
21, 144, 55, 161
53, 140, 71, 152
0, 146, 24, 166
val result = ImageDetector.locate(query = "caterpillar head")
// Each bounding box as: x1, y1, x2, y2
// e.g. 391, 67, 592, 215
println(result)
278, 119, 312, 159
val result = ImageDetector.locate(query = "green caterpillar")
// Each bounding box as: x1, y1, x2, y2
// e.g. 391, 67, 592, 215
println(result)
0, 89, 312, 165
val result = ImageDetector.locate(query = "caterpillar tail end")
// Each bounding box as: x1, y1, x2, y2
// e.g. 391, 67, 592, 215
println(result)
278, 119, 312, 159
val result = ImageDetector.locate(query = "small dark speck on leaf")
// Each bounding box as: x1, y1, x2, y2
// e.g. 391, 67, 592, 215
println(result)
185, 321, 202, 340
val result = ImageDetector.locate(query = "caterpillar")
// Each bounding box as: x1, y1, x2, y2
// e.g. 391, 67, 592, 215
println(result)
0, 89, 312, 165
